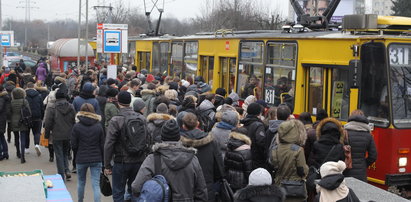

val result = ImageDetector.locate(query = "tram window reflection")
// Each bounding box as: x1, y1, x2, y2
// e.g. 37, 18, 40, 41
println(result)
171, 42, 183, 78
238, 41, 264, 99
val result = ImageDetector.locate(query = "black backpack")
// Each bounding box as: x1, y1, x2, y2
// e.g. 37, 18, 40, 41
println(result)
120, 114, 148, 156
20, 100, 32, 128
196, 109, 215, 133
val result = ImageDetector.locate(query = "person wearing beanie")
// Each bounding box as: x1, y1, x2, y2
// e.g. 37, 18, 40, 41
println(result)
132, 119, 207, 201
168, 81, 179, 91
146, 103, 174, 143
315, 161, 360, 202
211, 110, 239, 157
104, 90, 147, 202
240, 102, 266, 170
132, 98, 146, 114
106, 78, 117, 88
180, 112, 224, 201
72, 82, 102, 115
146, 74, 155, 83
242, 95, 257, 117
44, 83, 76, 180
234, 168, 285, 202
196, 93, 216, 132
214, 88, 226, 108
104, 88, 120, 128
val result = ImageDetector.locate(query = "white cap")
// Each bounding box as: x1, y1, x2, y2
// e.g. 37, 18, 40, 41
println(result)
248, 168, 272, 186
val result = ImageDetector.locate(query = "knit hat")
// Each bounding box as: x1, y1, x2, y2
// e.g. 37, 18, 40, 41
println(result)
176, 111, 187, 128
256, 100, 268, 108
146, 74, 155, 83
168, 82, 178, 91
320, 160, 346, 178
98, 85, 108, 97
198, 82, 211, 93
161, 119, 181, 141
106, 78, 117, 86
248, 168, 272, 186
133, 98, 146, 112
141, 69, 148, 75
117, 91, 131, 105
221, 111, 239, 127
156, 103, 169, 114
216, 88, 227, 97
181, 80, 190, 88
106, 88, 119, 98
247, 102, 262, 116
82, 82, 94, 93
55, 83, 68, 99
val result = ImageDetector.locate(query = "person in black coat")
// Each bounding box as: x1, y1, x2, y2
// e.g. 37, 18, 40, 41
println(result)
310, 117, 346, 169
343, 110, 377, 182
0, 85, 11, 160
180, 112, 224, 202
25, 82, 45, 155
71, 103, 104, 202
240, 102, 266, 169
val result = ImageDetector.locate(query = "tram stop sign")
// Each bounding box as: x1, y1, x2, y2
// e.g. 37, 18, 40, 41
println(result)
0, 31, 14, 47
96, 24, 128, 54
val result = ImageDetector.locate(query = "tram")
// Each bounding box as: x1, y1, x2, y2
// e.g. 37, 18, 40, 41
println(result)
128, 14, 411, 194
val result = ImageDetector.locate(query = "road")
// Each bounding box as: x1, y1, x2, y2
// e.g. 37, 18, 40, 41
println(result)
0, 134, 112, 202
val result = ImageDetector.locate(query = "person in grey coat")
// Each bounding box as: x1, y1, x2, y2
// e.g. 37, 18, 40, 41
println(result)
132, 119, 208, 201
211, 110, 239, 158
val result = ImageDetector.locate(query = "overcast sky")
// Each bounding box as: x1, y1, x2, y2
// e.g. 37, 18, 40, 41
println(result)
2, 0, 289, 22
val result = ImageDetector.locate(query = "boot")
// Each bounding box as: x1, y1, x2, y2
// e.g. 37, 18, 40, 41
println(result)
16, 148, 21, 159
48, 144, 54, 162
21, 156, 26, 164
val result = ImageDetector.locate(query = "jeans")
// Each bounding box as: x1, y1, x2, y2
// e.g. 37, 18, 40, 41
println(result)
53, 140, 70, 181
0, 133, 8, 157
112, 162, 141, 202
14, 131, 28, 158
77, 162, 102, 202
26, 120, 42, 147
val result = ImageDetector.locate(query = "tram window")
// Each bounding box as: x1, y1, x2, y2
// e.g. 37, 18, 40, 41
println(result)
184, 42, 198, 80
308, 67, 324, 115
388, 44, 411, 128
360, 42, 389, 127
200, 56, 214, 87
152, 43, 161, 74
160, 42, 169, 75
330, 69, 350, 120
138, 52, 150, 71
267, 43, 297, 67
171, 42, 183, 78
238, 41, 264, 99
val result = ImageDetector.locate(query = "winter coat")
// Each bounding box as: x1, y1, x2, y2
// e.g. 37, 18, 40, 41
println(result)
71, 111, 104, 164
141, 89, 156, 116
0, 91, 11, 133
224, 132, 253, 190
311, 118, 346, 169
96, 95, 107, 129
72, 93, 102, 115
10, 88, 30, 132
234, 185, 285, 202
343, 115, 377, 181
44, 99, 76, 140
132, 142, 208, 202
104, 102, 119, 128
181, 129, 224, 201
315, 174, 360, 202
25, 88, 44, 120
104, 107, 147, 168
197, 99, 216, 120
35, 85, 49, 103
20, 73, 35, 88
240, 115, 266, 169
305, 121, 319, 166
270, 120, 308, 186
265, 120, 284, 157
214, 95, 225, 109
211, 122, 235, 157
67, 77, 77, 97
147, 113, 174, 143
35, 65, 47, 81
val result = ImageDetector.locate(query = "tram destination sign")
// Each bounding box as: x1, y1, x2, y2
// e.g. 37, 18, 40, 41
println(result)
96, 23, 128, 54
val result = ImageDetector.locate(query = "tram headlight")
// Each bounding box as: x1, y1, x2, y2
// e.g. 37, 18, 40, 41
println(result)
399, 157, 407, 167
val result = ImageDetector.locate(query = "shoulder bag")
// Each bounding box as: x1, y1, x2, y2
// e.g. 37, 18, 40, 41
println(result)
343, 130, 353, 169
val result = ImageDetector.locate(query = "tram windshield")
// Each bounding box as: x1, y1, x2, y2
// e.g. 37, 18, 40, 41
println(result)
389, 44, 411, 128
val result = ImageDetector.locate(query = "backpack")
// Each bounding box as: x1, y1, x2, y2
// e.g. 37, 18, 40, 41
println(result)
197, 109, 215, 133
138, 153, 170, 202
119, 114, 148, 156
20, 100, 33, 128
267, 131, 278, 166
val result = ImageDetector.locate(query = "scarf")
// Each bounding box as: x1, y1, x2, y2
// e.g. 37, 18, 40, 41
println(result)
217, 121, 235, 130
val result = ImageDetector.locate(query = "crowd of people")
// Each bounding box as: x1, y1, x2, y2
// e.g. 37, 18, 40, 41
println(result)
0, 60, 378, 202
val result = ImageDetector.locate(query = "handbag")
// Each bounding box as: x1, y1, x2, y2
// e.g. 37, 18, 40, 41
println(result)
218, 179, 234, 202
343, 130, 353, 169
100, 172, 112, 196
281, 180, 307, 198
39, 129, 49, 147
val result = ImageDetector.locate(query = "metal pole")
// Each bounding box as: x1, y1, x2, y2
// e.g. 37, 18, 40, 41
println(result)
24, 0, 27, 48
85, 0, 88, 70
77, 0, 81, 68
47, 23, 50, 42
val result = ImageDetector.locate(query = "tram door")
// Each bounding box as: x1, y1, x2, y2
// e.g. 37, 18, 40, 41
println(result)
220, 57, 236, 94
306, 66, 350, 120
200, 56, 214, 86
138, 52, 151, 72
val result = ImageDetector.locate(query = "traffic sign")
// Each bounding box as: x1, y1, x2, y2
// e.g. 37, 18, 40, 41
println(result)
96, 24, 127, 53
0, 31, 14, 47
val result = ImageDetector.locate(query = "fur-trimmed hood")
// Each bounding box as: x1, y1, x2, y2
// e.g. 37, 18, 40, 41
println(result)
151, 142, 197, 171
147, 113, 174, 122
180, 130, 214, 148
0, 91, 8, 97
75, 111, 102, 125
316, 117, 345, 144
156, 85, 169, 94
34, 85, 48, 92
278, 119, 307, 146
141, 89, 156, 96
11, 87, 26, 99
229, 132, 251, 146
234, 185, 285, 201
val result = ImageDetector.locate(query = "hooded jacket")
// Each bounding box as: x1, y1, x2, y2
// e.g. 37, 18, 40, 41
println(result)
72, 92, 101, 115
25, 88, 44, 120
270, 119, 308, 185
44, 99, 76, 140
197, 99, 216, 120
0, 91, 11, 133
104, 101, 119, 128
35, 64, 47, 81
10, 88, 30, 132
343, 115, 377, 181
132, 142, 208, 202
240, 115, 266, 169
224, 132, 253, 190
181, 129, 224, 201
35, 85, 49, 102
147, 113, 174, 143
265, 120, 284, 157
141, 89, 156, 116
234, 184, 285, 202
71, 111, 104, 164
311, 118, 346, 169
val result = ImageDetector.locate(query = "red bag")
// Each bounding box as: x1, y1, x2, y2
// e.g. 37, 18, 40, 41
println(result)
343, 130, 353, 169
